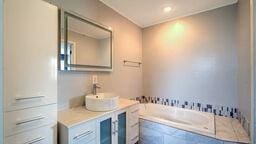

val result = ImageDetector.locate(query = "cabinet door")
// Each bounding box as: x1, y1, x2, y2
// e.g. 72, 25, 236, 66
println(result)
99, 115, 114, 144
4, 0, 58, 111
98, 111, 127, 144
117, 112, 126, 144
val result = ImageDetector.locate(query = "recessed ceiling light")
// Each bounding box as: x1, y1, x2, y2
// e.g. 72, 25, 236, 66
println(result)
163, 6, 172, 13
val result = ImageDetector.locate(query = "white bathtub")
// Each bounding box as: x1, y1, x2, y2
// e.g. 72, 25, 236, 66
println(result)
139, 103, 215, 135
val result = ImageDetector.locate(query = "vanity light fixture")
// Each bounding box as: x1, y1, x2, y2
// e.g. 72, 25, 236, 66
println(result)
163, 6, 172, 13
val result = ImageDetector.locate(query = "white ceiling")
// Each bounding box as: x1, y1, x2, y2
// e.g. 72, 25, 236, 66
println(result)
100, 0, 238, 28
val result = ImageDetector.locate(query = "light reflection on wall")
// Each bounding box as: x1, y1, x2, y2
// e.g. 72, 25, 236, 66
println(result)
143, 4, 238, 107
165, 21, 185, 43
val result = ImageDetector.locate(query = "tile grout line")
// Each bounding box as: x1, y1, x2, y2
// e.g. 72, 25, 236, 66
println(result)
214, 115, 217, 140
229, 119, 240, 143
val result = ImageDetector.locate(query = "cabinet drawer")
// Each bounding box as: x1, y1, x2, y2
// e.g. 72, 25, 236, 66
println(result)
69, 121, 96, 144
4, 104, 57, 136
4, 93, 57, 112
130, 123, 139, 141
129, 104, 140, 113
87, 139, 96, 144
5, 124, 56, 144
128, 104, 139, 126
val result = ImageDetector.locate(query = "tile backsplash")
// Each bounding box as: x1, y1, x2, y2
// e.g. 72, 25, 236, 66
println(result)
135, 95, 250, 136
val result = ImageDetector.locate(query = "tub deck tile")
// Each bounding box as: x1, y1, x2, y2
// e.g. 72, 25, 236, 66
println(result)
215, 116, 238, 142
213, 116, 250, 143
230, 119, 250, 144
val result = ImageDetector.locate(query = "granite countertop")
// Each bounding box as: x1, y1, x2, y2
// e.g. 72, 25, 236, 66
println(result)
58, 98, 139, 128
215, 116, 250, 143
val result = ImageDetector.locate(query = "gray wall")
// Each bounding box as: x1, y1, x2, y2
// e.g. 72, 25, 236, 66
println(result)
142, 5, 239, 107
45, 0, 143, 110
252, 0, 256, 142
0, 0, 3, 143
237, 0, 251, 123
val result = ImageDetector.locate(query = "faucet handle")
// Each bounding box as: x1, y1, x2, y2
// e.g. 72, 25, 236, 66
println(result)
93, 84, 101, 89
93, 83, 101, 88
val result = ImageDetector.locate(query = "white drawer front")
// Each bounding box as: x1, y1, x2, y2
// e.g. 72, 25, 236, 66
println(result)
129, 104, 139, 113
129, 123, 139, 141
128, 104, 139, 126
4, 104, 57, 136
87, 140, 96, 144
70, 121, 96, 144
4, 94, 57, 112
5, 124, 56, 144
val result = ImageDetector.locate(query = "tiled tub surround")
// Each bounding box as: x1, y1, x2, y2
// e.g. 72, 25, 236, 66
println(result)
139, 103, 250, 144
135, 96, 250, 135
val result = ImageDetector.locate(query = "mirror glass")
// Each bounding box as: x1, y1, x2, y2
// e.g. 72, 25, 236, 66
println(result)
59, 11, 112, 71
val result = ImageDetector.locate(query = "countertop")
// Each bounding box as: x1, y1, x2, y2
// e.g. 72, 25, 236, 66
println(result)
58, 98, 139, 128
215, 116, 250, 143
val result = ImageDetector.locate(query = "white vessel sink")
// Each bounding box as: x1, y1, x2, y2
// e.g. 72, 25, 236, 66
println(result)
85, 93, 119, 111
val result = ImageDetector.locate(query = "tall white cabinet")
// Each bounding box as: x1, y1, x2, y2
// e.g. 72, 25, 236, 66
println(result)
3, 0, 58, 143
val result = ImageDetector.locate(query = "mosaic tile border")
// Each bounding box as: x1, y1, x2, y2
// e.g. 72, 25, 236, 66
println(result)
135, 95, 251, 136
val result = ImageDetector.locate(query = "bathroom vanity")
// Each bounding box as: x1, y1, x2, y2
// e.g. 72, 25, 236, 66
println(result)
58, 99, 139, 144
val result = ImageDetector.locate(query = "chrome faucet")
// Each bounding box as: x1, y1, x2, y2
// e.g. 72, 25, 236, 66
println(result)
92, 84, 101, 95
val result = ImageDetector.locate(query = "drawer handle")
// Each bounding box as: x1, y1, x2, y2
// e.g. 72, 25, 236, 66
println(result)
16, 116, 46, 125
73, 131, 93, 140
131, 135, 139, 141
15, 95, 45, 101
131, 122, 139, 127
131, 109, 139, 113
23, 136, 45, 144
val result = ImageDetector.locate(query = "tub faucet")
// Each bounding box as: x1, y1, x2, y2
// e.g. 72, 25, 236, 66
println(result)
92, 84, 101, 95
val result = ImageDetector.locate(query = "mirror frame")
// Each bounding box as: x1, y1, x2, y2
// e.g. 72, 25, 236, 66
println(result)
58, 10, 113, 72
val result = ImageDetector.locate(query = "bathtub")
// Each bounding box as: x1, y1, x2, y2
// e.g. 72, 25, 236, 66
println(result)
139, 103, 215, 135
